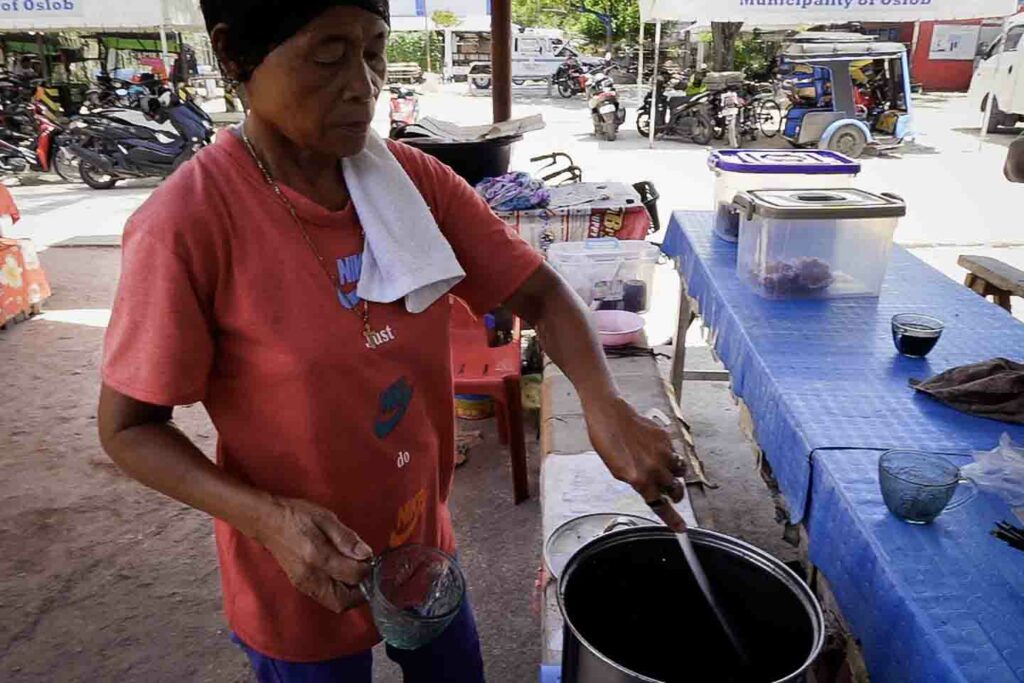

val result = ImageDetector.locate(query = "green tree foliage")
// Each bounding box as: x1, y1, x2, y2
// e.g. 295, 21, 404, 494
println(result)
734, 32, 778, 80
575, 0, 640, 51
511, 0, 640, 52
386, 31, 444, 72
431, 10, 462, 29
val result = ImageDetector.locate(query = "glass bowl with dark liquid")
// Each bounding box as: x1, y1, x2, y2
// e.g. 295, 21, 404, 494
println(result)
892, 314, 944, 358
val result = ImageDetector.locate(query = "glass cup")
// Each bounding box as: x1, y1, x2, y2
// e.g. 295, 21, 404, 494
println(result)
878, 450, 977, 524
361, 544, 465, 650
891, 314, 944, 358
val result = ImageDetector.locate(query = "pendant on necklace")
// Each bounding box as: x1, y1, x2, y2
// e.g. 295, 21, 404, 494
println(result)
365, 324, 397, 350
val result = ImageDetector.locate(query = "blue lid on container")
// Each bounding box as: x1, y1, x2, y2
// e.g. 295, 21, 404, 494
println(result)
708, 149, 861, 175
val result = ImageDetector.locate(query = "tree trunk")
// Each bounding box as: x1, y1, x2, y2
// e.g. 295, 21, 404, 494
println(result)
711, 22, 743, 71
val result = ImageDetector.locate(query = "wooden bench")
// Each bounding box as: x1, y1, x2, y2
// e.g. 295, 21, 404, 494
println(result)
959, 255, 1024, 313
387, 62, 423, 84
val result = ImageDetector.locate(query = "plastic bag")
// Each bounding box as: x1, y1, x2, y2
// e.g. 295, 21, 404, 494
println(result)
962, 434, 1024, 507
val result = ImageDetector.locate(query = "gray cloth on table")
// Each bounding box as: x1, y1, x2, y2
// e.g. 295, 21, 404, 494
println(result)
910, 358, 1024, 425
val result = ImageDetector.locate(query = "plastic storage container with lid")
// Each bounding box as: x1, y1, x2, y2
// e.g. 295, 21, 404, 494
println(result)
547, 238, 659, 313
733, 188, 906, 300
709, 150, 861, 243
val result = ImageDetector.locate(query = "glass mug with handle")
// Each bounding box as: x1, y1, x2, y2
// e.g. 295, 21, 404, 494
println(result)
361, 544, 466, 650
879, 450, 978, 524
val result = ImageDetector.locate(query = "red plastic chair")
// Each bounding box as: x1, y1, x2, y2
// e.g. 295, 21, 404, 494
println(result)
450, 298, 529, 503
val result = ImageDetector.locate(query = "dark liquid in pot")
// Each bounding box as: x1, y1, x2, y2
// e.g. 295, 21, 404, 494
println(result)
563, 536, 815, 682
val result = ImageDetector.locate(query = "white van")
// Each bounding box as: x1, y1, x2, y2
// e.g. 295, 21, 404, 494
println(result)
464, 29, 591, 88
968, 12, 1024, 133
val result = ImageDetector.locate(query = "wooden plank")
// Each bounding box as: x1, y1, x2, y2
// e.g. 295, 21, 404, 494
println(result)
958, 255, 1024, 297
670, 277, 692, 403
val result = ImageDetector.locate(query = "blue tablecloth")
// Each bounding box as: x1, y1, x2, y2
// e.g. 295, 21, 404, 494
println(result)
662, 211, 1024, 523
809, 450, 1024, 682
663, 211, 1024, 683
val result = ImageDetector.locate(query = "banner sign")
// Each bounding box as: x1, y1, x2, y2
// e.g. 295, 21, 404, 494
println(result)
929, 23, 982, 60
0, 0, 83, 17
640, 0, 1020, 23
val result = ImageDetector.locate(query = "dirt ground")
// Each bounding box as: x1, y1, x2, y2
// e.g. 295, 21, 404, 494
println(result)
0, 248, 542, 682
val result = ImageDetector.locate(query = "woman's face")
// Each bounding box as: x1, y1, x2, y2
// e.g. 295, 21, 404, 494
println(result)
244, 6, 388, 158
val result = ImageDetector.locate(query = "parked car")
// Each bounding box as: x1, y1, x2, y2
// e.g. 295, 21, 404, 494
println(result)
968, 12, 1024, 133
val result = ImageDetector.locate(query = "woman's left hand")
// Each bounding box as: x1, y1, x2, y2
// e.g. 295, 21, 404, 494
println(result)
583, 395, 688, 531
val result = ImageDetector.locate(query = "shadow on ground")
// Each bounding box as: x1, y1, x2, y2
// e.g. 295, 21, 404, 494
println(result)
951, 126, 1021, 148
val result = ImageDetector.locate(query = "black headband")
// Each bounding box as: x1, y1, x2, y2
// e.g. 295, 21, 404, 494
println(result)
200, 0, 391, 80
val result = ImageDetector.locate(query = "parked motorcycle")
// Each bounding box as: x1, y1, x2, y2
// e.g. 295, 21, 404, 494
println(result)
84, 73, 162, 111
636, 72, 714, 144
68, 90, 214, 189
388, 85, 419, 136
0, 99, 78, 181
715, 87, 744, 148
584, 67, 625, 141
553, 56, 587, 99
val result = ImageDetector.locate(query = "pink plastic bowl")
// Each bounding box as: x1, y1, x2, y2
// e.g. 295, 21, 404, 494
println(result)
594, 310, 644, 347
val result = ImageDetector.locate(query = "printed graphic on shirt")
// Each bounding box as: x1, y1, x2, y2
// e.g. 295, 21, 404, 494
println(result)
375, 377, 413, 439
336, 253, 362, 310
389, 488, 427, 547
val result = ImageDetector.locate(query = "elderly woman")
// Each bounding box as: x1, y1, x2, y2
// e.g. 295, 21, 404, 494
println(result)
97, 1, 686, 680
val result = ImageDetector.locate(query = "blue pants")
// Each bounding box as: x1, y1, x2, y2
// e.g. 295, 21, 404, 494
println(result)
232, 599, 485, 683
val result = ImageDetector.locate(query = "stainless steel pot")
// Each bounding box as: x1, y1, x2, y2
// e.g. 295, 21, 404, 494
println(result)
557, 526, 824, 683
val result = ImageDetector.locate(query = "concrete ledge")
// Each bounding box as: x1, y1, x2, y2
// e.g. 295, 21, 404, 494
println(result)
538, 348, 703, 666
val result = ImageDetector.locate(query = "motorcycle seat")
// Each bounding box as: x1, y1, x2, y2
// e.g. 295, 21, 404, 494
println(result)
667, 94, 694, 109
91, 108, 177, 134
124, 136, 186, 155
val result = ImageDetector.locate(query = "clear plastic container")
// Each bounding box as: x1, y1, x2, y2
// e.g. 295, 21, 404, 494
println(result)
547, 238, 659, 313
709, 150, 861, 243
733, 188, 905, 300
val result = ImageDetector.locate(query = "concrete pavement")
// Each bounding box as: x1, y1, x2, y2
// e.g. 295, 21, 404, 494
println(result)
2, 85, 1020, 680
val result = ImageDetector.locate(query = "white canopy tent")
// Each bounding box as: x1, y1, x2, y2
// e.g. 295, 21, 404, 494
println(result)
635, 0, 1020, 146
0, 0, 204, 32
0, 0, 205, 71
638, 0, 1017, 24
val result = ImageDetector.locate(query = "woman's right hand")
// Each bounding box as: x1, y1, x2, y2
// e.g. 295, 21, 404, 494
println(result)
258, 497, 374, 613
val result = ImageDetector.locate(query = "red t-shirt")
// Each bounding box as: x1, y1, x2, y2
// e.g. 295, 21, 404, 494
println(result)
102, 131, 543, 661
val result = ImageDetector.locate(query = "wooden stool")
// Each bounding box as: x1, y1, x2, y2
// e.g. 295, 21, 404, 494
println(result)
959, 255, 1024, 313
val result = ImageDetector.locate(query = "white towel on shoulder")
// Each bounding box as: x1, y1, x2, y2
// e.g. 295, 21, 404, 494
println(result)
344, 131, 466, 314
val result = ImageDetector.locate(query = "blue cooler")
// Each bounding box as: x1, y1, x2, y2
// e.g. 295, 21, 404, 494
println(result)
708, 150, 861, 242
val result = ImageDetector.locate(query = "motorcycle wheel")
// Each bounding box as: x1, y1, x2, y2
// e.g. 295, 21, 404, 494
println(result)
52, 142, 81, 184
691, 113, 714, 146
604, 121, 618, 142
757, 100, 782, 138
79, 161, 118, 190
557, 82, 575, 99
727, 116, 741, 149
637, 111, 651, 137
712, 115, 726, 140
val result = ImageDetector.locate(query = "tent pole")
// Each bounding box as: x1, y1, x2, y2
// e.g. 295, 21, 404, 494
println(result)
159, 26, 170, 80
637, 20, 645, 107
36, 34, 49, 80
649, 20, 661, 149
491, 0, 512, 123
